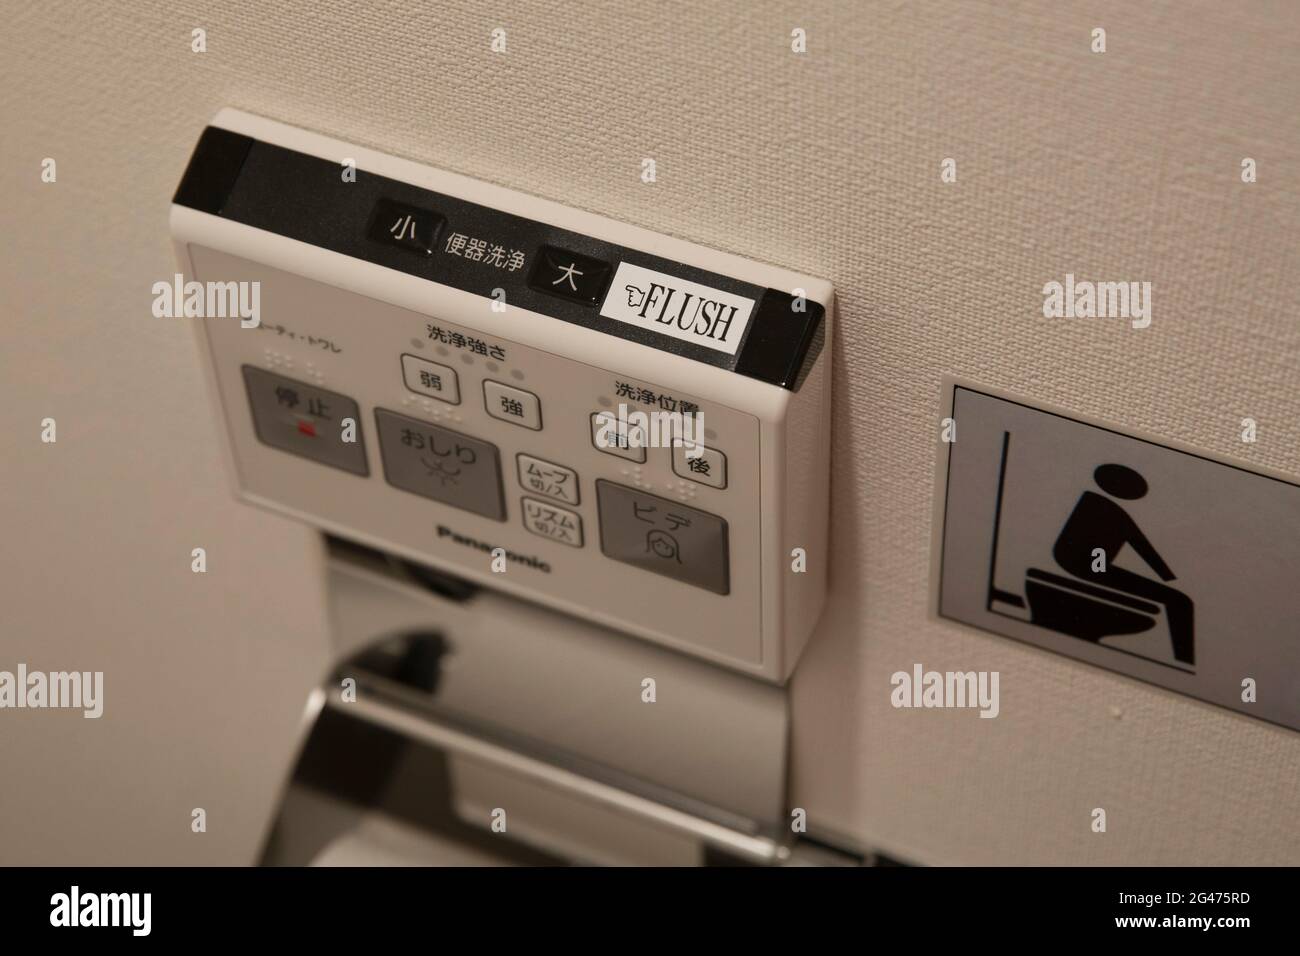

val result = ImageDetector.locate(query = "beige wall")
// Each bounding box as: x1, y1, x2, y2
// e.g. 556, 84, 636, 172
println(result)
2, 1, 1297, 865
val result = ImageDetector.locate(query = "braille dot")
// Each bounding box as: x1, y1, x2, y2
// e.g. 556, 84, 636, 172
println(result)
436, 346, 450, 357
486, 361, 499, 373
598, 395, 613, 407
460, 353, 474, 364
410, 337, 425, 349
510, 368, 525, 381
705, 428, 717, 441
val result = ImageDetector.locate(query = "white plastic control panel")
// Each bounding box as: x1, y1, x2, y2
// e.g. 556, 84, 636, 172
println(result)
170, 109, 833, 681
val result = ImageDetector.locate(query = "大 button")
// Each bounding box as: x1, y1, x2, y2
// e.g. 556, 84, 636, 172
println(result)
672, 444, 727, 489
367, 198, 444, 256
590, 411, 647, 463
527, 245, 612, 306
522, 497, 584, 548
401, 354, 460, 404
517, 453, 580, 505
484, 380, 542, 430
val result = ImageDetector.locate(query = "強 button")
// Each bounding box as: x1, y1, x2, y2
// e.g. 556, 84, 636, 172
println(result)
522, 497, 584, 548
401, 353, 460, 404
367, 198, 444, 256
672, 444, 727, 489
484, 380, 542, 430
517, 454, 580, 505
527, 245, 612, 306
590, 411, 647, 463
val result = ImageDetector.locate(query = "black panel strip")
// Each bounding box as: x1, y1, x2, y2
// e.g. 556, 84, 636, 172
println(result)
173, 127, 824, 390
171, 127, 254, 215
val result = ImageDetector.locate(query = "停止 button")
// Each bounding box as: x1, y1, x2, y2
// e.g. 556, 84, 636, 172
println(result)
517, 454, 580, 505
672, 444, 727, 489
590, 411, 647, 463
367, 198, 444, 256
374, 409, 505, 520
484, 381, 542, 430
521, 497, 584, 548
595, 481, 729, 595
527, 245, 612, 306
401, 353, 460, 404
242, 366, 369, 476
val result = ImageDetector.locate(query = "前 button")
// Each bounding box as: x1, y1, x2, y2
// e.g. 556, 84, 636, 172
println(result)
401, 353, 460, 403
527, 246, 612, 306
484, 381, 542, 430
367, 198, 444, 256
672, 444, 727, 489
591, 411, 647, 463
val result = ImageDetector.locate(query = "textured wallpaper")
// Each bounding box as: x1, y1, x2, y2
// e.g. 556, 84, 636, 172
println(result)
2, 0, 1297, 864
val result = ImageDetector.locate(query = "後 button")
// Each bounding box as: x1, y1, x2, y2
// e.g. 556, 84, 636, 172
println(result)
484, 381, 542, 430
595, 481, 729, 595
590, 411, 647, 463
367, 198, 445, 256
401, 353, 460, 404
522, 497, 584, 548
672, 444, 727, 489
242, 366, 369, 476
517, 454, 580, 505
527, 245, 612, 306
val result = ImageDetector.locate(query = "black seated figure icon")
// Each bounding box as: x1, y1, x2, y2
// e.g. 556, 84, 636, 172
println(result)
1023, 463, 1195, 666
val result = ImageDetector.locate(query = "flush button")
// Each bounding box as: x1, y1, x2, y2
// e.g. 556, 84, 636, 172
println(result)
367, 198, 444, 256
527, 245, 612, 305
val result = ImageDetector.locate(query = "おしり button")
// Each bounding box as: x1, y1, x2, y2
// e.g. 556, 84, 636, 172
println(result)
671, 443, 727, 489
484, 380, 542, 430
521, 497, 584, 548
401, 353, 460, 404
373, 409, 505, 520
517, 454, 580, 505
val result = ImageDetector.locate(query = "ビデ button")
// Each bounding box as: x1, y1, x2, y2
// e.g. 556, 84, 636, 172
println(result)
517, 454, 580, 505
367, 198, 444, 256
484, 381, 542, 430
401, 353, 460, 404
527, 246, 612, 306
590, 411, 647, 463
595, 481, 729, 595
672, 444, 727, 489
374, 409, 505, 520
522, 497, 584, 548
242, 366, 369, 476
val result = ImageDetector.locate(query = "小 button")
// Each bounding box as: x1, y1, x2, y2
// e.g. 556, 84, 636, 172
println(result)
590, 411, 647, 463
672, 444, 727, 489
522, 497, 584, 548
527, 245, 612, 306
367, 198, 444, 256
483, 381, 542, 430
401, 353, 460, 404
517, 454, 580, 505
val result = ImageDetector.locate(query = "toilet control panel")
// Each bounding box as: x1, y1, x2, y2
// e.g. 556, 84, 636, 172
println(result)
170, 109, 833, 681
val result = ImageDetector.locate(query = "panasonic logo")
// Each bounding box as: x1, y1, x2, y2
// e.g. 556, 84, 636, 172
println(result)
599, 263, 755, 355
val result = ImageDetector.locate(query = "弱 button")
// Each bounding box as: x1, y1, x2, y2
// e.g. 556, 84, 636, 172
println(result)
672, 444, 727, 489
401, 353, 460, 404
484, 381, 542, 430
527, 245, 612, 306
368, 198, 444, 256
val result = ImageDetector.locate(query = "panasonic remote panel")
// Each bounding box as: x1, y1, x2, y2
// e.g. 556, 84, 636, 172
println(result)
170, 109, 833, 680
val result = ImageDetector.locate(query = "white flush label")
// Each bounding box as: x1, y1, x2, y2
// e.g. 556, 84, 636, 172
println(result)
599, 263, 755, 356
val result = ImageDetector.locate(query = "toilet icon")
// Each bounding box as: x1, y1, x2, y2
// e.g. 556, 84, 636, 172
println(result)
988, 437, 1195, 670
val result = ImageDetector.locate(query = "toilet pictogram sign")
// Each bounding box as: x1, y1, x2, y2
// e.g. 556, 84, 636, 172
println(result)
934, 382, 1300, 732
